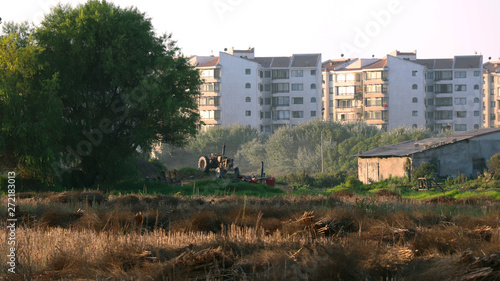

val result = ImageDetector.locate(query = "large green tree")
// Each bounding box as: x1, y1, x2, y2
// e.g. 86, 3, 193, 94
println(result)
36, 0, 201, 183
0, 23, 62, 181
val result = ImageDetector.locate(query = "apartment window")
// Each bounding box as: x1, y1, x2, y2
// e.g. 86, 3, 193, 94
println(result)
412, 71, 418, 76
365, 84, 387, 93
412, 97, 418, 103
291, 70, 303, 77
272, 110, 290, 120
490, 114, 496, 120
491, 101, 496, 108
292, 111, 304, 118
454, 98, 466, 105
337, 99, 353, 108
455, 85, 467, 92
265, 111, 271, 119
272, 96, 290, 106
474, 98, 480, 103
346, 74, 355, 82
435, 110, 453, 120
245, 97, 251, 102
427, 85, 434, 93
311, 70, 316, 75
245, 110, 251, 116
336, 86, 356, 95
200, 82, 221, 93
328, 74, 333, 80
365, 110, 388, 120
474, 124, 480, 129
272, 83, 289, 93
474, 111, 480, 116
260, 71, 263, 78
412, 111, 418, 116
454, 71, 466, 78
474, 84, 479, 90
435, 71, 453, 81
455, 124, 467, 131
329, 87, 334, 94
474, 71, 480, 77
456, 111, 467, 118
272, 69, 289, 79
329, 100, 334, 107
292, 97, 303, 104
365, 97, 388, 107
311, 97, 316, 103
199, 96, 221, 106
245, 83, 251, 88
435, 97, 452, 106
412, 84, 418, 90
200, 110, 221, 120
264, 71, 271, 78
427, 98, 434, 106
259, 84, 263, 91
427, 112, 434, 119
365, 71, 387, 80
310, 83, 317, 89
245, 69, 251, 75
434, 84, 453, 93
265, 98, 271, 105
311, 111, 317, 117
427, 72, 434, 79
291, 83, 303, 91
265, 84, 271, 91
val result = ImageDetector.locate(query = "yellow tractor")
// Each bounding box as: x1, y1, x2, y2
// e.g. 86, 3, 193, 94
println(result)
198, 145, 239, 178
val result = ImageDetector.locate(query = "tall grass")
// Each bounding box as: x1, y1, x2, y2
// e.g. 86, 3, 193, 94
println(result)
1, 192, 499, 280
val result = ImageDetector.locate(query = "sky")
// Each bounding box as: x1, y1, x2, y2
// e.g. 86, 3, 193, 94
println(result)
2, 0, 499, 61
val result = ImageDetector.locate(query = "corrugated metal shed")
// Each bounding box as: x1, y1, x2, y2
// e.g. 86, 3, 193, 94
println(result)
357, 128, 500, 158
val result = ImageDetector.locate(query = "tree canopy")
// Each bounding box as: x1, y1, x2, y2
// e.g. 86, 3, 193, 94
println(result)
1, 1, 201, 184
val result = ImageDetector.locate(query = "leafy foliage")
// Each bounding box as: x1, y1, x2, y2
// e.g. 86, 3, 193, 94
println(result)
30, 1, 201, 183
487, 153, 500, 180
0, 24, 63, 181
412, 161, 437, 179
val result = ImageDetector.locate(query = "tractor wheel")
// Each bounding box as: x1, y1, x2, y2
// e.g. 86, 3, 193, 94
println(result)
198, 156, 210, 173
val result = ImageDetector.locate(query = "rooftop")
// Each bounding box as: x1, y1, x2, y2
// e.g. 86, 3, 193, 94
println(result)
484, 61, 500, 73
357, 128, 500, 158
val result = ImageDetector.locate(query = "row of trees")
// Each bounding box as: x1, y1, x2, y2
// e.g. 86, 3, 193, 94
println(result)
158, 121, 433, 176
0, 1, 201, 184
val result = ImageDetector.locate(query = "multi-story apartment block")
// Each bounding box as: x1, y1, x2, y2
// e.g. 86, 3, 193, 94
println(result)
322, 50, 483, 132
483, 61, 500, 128
191, 48, 322, 133
416, 54, 483, 132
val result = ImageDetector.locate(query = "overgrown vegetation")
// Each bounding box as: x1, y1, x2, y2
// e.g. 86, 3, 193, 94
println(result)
159, 121, 432, 177
1, 191, 499, 280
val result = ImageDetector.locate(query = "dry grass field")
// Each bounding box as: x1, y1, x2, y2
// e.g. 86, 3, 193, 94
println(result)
1, 191, 499, 280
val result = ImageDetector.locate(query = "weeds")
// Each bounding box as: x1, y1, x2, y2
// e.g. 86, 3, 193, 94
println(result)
1, 192, 499, 280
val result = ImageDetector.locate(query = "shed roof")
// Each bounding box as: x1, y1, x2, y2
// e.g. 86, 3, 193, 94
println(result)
357, 128, 500, 158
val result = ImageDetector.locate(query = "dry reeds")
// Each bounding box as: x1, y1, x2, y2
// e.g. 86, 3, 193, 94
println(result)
0, 193, 499, 280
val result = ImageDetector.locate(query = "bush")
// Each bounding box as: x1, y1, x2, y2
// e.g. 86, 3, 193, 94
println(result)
313, 171, 347, 188
178, 167, 206, 180
284, 170, 314, 187
487, 153, 500, 179
412, 161, 437, 180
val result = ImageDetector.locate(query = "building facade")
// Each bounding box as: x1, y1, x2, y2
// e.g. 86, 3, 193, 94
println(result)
322, 50, 484, 132
191, 48, 322, 133
483, 61, 500, 128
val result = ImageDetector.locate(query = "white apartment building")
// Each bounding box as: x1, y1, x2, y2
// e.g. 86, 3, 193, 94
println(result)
483, 61, 500, 128
191, 48, 322, 133
322, 50, 483, 132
